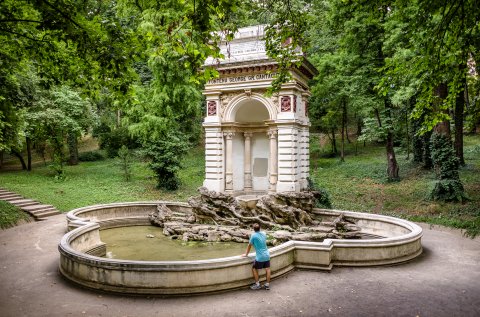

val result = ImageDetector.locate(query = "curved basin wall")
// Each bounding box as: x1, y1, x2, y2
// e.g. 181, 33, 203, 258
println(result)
59, 202, 423, 295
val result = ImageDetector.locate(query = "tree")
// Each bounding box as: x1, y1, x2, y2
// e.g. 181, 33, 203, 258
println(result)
25, 85, 94, 177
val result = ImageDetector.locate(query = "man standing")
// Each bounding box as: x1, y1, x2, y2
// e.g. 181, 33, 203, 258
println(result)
242, 223, 271, 290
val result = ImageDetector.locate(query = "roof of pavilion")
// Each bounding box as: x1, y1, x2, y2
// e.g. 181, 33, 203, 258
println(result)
204, 25, 317, 79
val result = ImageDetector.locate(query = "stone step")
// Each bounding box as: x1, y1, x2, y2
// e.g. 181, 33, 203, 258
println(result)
1, 195, 24, 202
21, 204, 55, 212
7, 199, 38, 207
0, 193, 22, 200
29, 206, 58, 214
34, 209, 61, 219
0, 189, 60, 220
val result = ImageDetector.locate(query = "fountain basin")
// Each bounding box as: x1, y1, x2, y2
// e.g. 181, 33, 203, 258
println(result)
59, 202, 422, 295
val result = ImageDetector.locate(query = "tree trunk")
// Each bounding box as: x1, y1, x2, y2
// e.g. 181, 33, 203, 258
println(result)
454, 84, 465, 166
356, 118, 362, 137
344, 104, 351, 144
67, 133, 79, 165
331, 128, 337, 154
11, 149, 27, 170
422, 130, 433, 169
405, 111, 410, 160
433, 83, 451, 137
26, 137, 32, 171
385, 101, 399, 180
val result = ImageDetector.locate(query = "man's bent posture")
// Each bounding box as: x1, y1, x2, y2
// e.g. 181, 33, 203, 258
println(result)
242, 223, 271, 290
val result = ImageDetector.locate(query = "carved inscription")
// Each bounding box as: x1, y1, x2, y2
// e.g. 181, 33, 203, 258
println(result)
207, 101, 217, 116
208, 73, 276, 85
281, 96, 291, 112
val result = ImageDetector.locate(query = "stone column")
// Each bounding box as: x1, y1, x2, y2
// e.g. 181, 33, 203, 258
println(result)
243, 132, 253, 191
267, 129, 278, 193
224, 132, 235, 191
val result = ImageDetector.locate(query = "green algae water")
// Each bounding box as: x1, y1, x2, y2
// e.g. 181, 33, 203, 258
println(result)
100, 226, 247, 261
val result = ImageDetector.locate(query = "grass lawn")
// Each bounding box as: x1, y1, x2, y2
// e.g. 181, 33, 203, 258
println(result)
1, 135, 478, 235
0, 201, 31, 229
310, 134, 480, 236
0, 146, 204, 212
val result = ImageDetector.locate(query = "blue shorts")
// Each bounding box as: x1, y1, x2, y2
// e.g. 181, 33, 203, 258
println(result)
253, 260, 270, 269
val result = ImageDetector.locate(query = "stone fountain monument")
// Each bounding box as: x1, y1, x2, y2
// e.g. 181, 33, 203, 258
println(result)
58, 26, 423, 296
202, 25, 317, 194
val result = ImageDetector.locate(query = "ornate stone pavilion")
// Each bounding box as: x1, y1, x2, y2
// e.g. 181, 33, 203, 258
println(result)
202, 25, 317, 194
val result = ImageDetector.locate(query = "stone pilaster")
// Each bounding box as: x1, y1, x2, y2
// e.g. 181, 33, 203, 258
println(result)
276, 124, 299, 192
224, 132, 235, 191
243, 132, 253, 191
267, 129, 278, 193
203, 126, 224, 192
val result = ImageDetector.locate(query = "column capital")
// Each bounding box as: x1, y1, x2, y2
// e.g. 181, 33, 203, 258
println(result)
223, 132, 235, 139
243, 132, 253, 138
267, 130, 278, 139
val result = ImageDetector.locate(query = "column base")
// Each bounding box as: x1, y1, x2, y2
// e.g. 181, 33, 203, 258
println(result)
203, 179, 225, 193
276, 181, 300, 193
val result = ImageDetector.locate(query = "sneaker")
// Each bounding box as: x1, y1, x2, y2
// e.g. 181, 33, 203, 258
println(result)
263, 284, 270, 290
250, 283, 261, 290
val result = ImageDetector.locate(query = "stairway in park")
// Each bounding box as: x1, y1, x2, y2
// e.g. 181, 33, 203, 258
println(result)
0, 188, 61, 220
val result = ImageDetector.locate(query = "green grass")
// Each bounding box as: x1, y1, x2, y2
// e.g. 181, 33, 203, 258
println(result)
0, 201, 31, 229
0, 148, 203, 212
310, 134, 480, 237
1, 135, 479, 236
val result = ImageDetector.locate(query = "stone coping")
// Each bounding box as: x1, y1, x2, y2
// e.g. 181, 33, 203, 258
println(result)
59, 202, 423, 295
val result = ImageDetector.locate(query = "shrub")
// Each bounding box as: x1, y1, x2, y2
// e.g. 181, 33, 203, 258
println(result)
78, 150, 105, 162
143, 133, 189, 191
117, 145, 132, 181
99, 127, 139, 158
307, 177, 333, 209
429, 132, 468, 202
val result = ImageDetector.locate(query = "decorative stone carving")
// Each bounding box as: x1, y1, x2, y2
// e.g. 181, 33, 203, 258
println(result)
244, 88, 252, 98
207, 100, 217, 116
220, 92, 237, 119
281, 96, 291, 112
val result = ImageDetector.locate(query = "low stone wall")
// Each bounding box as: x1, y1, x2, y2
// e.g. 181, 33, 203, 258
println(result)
59, 202, 423, 295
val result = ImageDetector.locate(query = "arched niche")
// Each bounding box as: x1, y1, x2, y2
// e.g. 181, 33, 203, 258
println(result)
224, 93, 276, 122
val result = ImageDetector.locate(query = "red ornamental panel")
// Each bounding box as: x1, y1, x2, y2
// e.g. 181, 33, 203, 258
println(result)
207, 101, 217, 116
281, 96, 291, 112
293, 95, 297, 112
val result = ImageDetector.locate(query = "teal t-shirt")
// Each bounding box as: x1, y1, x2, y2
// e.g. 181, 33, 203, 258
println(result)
249, 231, 270, 262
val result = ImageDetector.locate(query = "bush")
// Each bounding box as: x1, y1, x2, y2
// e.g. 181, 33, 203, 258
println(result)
99, 127, 140, 158
78, 150, 105, 162
117, 145, 132, 181
307, 177, 333, 209
429, 132, 468, 202
143, 133, 189, 191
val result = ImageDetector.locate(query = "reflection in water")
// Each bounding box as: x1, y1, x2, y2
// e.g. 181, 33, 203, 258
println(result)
100, 226, 248, 261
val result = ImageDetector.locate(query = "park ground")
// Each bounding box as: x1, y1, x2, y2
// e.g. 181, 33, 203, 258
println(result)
0, 214, 479, 317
